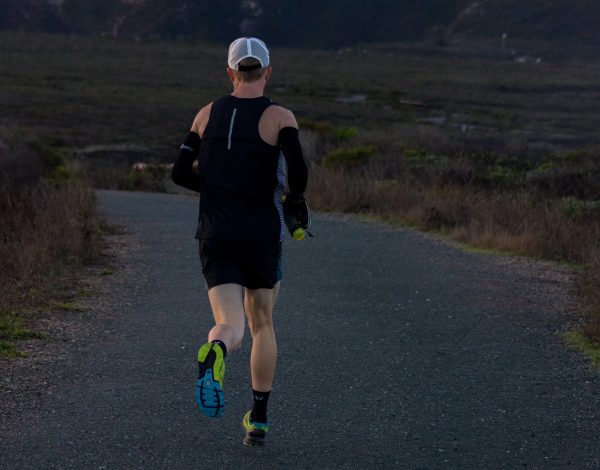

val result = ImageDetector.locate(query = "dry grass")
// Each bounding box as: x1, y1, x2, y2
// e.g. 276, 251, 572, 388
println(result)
0, 184, 97, 303
577, 254, 600, 341
308, 168, 598, 261
0, 130, 102, 355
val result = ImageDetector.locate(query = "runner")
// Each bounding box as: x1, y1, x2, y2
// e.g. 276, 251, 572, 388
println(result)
171, 37, 310, 446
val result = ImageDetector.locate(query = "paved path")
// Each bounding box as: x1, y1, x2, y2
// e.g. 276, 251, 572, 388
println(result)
2, 190, 600, 469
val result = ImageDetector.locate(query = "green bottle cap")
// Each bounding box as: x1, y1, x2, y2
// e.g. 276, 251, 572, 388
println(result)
292, 228, 305, 241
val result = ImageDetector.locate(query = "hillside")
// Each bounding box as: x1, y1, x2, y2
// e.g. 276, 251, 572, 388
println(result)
449, 0, 600, 45
1, 0, 599, 50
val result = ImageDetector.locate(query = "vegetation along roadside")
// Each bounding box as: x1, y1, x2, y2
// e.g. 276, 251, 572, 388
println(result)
1, 31, 599, 362
0, 127, 108, 357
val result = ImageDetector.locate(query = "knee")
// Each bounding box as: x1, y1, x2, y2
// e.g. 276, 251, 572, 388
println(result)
248, 313, 273, 335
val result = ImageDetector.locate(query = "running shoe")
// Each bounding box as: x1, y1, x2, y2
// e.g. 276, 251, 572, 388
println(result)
195, 342, 225, 417
242, 410, 269, 446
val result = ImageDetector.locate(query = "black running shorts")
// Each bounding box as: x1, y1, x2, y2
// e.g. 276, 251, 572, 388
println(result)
199, 239, 282, 290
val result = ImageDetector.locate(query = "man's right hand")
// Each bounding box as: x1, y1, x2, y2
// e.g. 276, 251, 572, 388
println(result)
283, 194, 311, 229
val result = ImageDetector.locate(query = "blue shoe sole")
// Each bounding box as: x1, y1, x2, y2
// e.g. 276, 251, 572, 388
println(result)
196, 367, 224, 417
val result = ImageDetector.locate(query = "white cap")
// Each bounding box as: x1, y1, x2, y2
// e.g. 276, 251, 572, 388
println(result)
227, 37, 270, 71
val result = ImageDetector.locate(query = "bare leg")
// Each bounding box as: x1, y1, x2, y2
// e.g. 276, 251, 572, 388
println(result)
207, 283, 246, 353
196, 283, 245, 417
244, 282, 280, 391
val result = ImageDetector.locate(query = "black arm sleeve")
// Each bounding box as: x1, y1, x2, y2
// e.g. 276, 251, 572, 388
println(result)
171, 131, 202, 193
278, 127, 308, 198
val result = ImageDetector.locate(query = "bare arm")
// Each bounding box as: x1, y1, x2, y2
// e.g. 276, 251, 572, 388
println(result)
192, 103, 212, 137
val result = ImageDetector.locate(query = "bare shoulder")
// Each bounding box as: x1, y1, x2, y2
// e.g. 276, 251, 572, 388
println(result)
264, 104, 298, 130
191, 102, 213, 137
259, 104, 297, 145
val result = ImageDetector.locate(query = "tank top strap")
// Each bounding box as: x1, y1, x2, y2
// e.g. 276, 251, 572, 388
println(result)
241, 96, 274, 122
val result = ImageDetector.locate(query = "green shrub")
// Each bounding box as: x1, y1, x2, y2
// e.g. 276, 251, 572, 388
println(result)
559, 197, 600, 219
487, 165, 522, 186
561, 148, 589, 163
403, 147, 428, 159
323, 146, 376, 169
333, 126, 358, 141
299, 119, 358, 141
536, 161, 556, 172
0, 341, 25, 358
299, 119, 335, 135
31, 137, 71, 184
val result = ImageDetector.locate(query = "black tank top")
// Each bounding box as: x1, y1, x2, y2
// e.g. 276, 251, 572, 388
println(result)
196, 95, 285, 243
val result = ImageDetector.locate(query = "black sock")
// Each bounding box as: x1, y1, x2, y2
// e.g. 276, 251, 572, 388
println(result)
250, 389, 271, 423
211, 340, 227, 358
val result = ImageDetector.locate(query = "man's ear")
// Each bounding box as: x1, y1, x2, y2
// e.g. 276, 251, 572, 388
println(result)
264, 66, 272, 81
226, 67, 235, 83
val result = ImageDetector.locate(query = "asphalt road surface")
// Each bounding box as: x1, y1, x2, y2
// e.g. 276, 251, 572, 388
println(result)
2, 190, 600, 469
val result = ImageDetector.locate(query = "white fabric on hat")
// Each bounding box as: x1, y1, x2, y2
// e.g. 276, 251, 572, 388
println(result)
228, 37, 270, 70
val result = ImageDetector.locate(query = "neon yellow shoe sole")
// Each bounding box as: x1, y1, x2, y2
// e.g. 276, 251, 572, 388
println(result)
242, 410, 269, 446
195, 342, 225, 417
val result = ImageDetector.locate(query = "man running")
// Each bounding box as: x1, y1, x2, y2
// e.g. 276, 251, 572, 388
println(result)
171, 37, 309, 446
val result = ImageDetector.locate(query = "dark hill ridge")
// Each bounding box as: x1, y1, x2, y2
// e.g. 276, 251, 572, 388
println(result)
449, 0, 600, 44
1, 0, 599, 49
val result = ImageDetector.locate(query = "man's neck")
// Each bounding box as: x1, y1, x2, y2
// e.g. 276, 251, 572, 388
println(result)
231, 81, 266, 99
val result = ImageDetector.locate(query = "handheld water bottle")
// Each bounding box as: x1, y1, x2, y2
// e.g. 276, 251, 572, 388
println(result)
282, 194, 310, 240
285, 215, 306, 240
